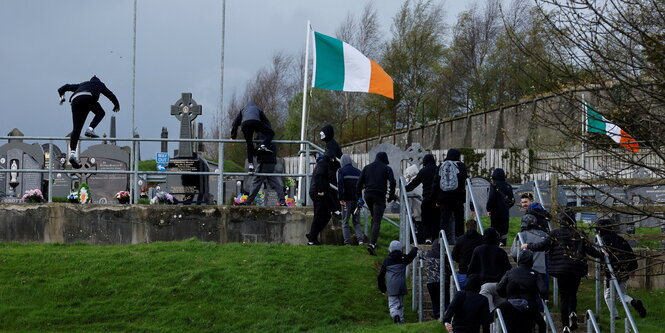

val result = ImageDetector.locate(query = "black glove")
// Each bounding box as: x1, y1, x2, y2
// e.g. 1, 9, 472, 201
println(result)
112, 106, 120, 112
231, 131, 237, 140
59, 95, 65, 105
387, 194, 397, 202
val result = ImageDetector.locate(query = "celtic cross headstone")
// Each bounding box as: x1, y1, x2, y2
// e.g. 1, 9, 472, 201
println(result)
170, 93, 202, 158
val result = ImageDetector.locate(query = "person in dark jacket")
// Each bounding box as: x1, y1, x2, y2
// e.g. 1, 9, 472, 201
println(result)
320, 124, 343, 217
243, 134, 285, 206
338, 154, 364, 245
58, 76, 120, 168
510, 214, 549, 297
496, 250, 547, 333
432, 149, 468, 243
486, 168, 514, 245
467, 227, 512, 311
523, 209, 606, 331
230, 101, 275, 174
418, 238, 443, 319
405, 153, 439, 244
452, 219, 484, 290
520, 192, 551, 232
357, 152, 397, 255
306, 151, 336, 245
442, 274, 491, 333
597, 218, 647, 318
377, 240, 418, 324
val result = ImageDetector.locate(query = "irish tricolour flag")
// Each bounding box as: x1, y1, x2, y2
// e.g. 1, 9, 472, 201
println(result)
586, 104, 639, 152
312, 31, 393, 99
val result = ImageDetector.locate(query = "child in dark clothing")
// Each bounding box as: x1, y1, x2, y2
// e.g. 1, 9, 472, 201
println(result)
377, 240, 418, 324
443, 274, 491, 333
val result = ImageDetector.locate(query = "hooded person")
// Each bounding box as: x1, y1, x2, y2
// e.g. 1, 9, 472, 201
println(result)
230, 101, 275, 174
377, 240, 418, 324
452, 219, 484, 289
511, 214, 548, 291
404, 164, 424, 242
432, 149, 468, 243
243, 133, 285, 206
357, 152, 397, 255
320, 124, 343, 217
466, 227, 512, 310
486, 168, 515, 245
405, 154, 439, 243
520, 192, 552, 232
442, 274, 491, 333
306, 151, 337, 245
524, 209, 605, 331
58, 75, 120, 168
496, 249, 548, 333
337, 154, 364, 245
597, 218, 646, 319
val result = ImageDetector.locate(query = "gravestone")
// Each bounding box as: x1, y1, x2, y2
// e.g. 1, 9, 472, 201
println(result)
41, 143, 72, 198
80, 144, 130, 204
0, 141, 45, 202
165, 93, 210, 204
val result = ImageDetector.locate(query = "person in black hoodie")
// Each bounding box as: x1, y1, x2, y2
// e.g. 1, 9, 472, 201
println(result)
357, 151, 397, 255
306, 151, 336, 245
378, 240, 418, 325
243, 134, 285, 206
597, 218, 647, 319
320, 124, 343, 217
496, 249, 547, 333
338, 154, 364, 245
58, 76, 120, 168
522, 209, 606, 332
432, 149, 468, 243
230, 101, 275, 174
405, 153, 438, 244
452, 219, 484, 290
467, 227, 512, 311
486, 168, 514, 246
442, 274, 491, 333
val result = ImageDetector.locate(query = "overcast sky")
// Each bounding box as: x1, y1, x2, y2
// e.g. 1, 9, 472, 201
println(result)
0, 0, 468, 159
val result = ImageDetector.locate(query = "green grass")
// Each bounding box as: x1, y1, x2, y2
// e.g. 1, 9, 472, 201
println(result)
138, 159, 244, 172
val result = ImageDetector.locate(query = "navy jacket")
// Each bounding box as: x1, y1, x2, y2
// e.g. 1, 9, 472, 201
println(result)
337, 155, 361, 201
58, 76, 120, 109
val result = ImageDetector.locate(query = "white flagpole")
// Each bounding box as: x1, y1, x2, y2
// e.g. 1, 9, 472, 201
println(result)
297, 21, 311, 204
578, 93, 587, 221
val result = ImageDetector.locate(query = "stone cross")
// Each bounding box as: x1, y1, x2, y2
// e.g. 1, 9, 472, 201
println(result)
170, 93, 202, 158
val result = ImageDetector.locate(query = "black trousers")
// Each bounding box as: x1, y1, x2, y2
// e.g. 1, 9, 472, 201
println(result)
247, 163, 285, 204
308, 193, 331, 241
557, 275, 582, 328
440, 201, 464, 239
364, 192, 386, 245
70, 95, 105, 151
241, 119, 274, 164
421, 198, 439, 240
490, 215, 509, 243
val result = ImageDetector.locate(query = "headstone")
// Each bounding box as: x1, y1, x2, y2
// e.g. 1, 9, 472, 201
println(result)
7, 128, 24, 143
161, 127, 168, 153
197, 122, 205, 153
110, 116, 117, 145
265, 189, 279, 206
41, 143, 72, 198
80, 144, 130, 204
170, 93, 202, 158
165, 93, 209, 204
0, 142, 44, 202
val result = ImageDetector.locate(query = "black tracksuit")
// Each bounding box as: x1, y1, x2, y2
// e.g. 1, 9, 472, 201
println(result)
58, 76, 120, 151
432, 149, 468, 239
442, 274, 491, 333
246, 139, 284, 205
405, 154, 439, 240
231, 101, 275, 164
307, 153, 335, 243
357, 152, 396, 245
467, 229, 512, 284
452, 229, 483, 274
321, 124, 342, 212
527, 216, 604, 328
496, 250, 547, 333
486, 168, 514, 243
600, 228, 638, 282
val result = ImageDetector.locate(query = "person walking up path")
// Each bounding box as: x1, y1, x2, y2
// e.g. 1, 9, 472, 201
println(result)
405, 154, 438, 244
432, 149, 467, 243
337, 154, 364, 245
357, 152, 396, 255
58, 75, 120, 169
377, 240, 418, 325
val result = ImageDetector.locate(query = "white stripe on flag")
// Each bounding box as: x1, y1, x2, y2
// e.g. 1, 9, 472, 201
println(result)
606, 122, 622, 144
342, 43, 371, 92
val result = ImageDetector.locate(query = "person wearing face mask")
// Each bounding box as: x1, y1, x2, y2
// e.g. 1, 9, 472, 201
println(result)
320, 124, 343, 218
306, 151, 337, 245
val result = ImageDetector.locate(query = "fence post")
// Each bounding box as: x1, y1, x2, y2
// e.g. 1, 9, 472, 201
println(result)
47, 141, 53, 203
304, 144, 310, 206
217, 141, 224, 205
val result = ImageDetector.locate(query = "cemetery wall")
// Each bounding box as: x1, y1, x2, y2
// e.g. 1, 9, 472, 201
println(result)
0, 204, 342, 245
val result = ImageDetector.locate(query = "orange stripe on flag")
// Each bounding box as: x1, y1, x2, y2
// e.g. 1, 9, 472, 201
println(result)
368, 59, 394, 99
619, 129, 640, 152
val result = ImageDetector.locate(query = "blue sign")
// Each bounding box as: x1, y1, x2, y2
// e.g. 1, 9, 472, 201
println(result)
156, 153, 169, 172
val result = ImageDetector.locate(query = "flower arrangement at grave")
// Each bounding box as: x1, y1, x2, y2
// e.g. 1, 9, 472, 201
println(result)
150, 191, 174, 205
68, 183, 91, 204
285, 197, 297, 207
284, 177, 296, 188
22, 189, 44, 203
233, 193, 248, 205
115, 191, 130, 204
67, 192, 79, 203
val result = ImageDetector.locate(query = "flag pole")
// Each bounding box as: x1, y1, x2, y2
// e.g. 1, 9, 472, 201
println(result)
297, 21, 311, 205
578, 93, 587, 221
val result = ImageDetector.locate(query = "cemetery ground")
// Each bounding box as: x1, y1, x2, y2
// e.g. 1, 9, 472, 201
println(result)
0, 219, 660, 332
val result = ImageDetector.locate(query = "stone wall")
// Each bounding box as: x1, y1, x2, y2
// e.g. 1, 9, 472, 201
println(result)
0, 204, 342, 245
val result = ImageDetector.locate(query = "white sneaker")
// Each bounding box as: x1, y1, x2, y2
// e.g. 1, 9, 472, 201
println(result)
248, 164, 255, 174
84, 128, 99, 138
69, 152, 81, 169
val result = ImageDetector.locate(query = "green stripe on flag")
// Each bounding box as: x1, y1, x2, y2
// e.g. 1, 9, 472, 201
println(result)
586, 104, 606, 134
314, 32, 344, 91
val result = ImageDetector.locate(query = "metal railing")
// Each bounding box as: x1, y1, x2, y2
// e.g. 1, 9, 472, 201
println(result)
439, 229, 461, 322
398, 176, 423, 322
0, 135, 324, 206
493, 308, 509, 333
595, 234, 639, 333
465, 178, 484, 235
586, 309, 601, 333
516, 232, 557, 333
533, 179, 559, 306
